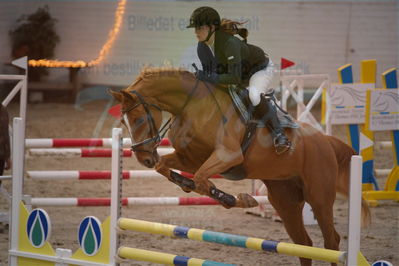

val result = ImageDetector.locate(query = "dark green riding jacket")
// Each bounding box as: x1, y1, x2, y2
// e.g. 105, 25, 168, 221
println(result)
197, 30, 268, 86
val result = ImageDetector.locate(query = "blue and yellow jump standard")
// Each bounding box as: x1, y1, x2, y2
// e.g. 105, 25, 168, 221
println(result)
381, 68, 399, 192
363, 68, 399, 204
337, 61, 379, 191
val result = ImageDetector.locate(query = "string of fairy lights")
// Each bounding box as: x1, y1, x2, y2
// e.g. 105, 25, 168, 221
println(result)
28, 0, 126, 68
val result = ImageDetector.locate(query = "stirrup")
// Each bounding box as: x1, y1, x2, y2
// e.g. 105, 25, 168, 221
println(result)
275, 143, 291, 155
273, 134, 291, 155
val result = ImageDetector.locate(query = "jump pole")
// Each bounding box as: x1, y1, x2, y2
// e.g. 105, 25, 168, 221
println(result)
28, 196, 269, 207
25, 137, 171, 148
26, 170, 224, 180
28, 147, 174, 157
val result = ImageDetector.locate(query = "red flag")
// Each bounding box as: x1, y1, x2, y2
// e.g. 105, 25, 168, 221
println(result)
281, 58, 295, 70
108, 104, 121, 118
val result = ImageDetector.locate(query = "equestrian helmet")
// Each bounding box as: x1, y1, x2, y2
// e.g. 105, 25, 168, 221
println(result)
186, 7, 221, 28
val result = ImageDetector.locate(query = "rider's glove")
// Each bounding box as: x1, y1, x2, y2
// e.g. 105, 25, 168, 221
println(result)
195, 70, 218, 84
195, 70, 206, 80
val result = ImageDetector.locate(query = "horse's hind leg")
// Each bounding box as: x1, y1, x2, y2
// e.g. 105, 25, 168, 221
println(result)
303, 168, 340, 266
263, 179, 313, 266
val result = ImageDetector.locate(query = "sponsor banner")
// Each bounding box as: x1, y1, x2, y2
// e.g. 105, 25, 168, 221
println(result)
329, 83, 374, 124
366, 89, 399, 131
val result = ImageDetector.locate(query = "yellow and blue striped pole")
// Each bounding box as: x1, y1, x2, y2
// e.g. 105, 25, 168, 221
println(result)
118, 218, 346, 264
381, 68, 399, 192
118, 247, 236, 266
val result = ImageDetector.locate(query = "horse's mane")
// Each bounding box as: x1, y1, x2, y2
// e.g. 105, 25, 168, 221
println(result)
141, 66, 191, 77
127, 66, 230, 111
130, 66, 193, 87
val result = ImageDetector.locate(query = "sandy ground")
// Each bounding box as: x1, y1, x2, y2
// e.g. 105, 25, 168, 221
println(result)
0, 101, 398, 266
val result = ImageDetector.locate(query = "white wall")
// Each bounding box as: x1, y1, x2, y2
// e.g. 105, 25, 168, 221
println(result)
0, 0, 397, 87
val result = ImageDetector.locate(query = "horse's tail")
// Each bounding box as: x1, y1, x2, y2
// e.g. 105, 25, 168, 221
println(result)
326, 135, 371, 227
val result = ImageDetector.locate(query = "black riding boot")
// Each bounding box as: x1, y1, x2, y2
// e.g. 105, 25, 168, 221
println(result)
253, 95, 291, 154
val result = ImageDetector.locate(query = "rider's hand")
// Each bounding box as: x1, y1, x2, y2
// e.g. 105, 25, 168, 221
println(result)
195, 70, 206, 80
195, 70, 218, 84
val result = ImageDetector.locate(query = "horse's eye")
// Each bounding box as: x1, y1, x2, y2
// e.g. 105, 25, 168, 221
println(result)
134, 117, 145, 128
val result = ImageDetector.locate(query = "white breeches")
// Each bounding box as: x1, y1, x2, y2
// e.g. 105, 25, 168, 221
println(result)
246, 59, 275, 106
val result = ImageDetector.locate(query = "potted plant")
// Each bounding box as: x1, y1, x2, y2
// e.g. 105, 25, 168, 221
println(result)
9, 5, 60, 81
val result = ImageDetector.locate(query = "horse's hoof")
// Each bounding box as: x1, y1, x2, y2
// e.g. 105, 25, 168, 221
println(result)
237, 193, 259, 208
181, 187, 192, 193
220, 203, 233, 209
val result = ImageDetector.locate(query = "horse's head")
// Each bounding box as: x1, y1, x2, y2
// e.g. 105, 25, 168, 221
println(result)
109, 89, 164, 168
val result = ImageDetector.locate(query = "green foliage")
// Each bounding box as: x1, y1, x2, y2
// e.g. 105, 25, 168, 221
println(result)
9, 6, 60, 80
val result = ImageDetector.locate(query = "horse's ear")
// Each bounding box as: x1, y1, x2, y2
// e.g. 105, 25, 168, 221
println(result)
120, 90, 135, 102
108, 89, 123, 103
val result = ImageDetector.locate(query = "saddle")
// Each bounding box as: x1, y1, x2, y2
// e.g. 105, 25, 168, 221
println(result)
220, 85, 299, 181
228, 85, 299, 129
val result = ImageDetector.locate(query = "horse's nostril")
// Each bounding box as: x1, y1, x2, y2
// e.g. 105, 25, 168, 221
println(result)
144, 159, 152, 167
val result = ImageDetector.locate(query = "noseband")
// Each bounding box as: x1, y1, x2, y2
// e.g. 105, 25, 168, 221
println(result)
121, 91, 171, 154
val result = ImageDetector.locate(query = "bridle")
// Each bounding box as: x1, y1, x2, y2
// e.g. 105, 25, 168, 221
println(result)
121, 75, 226, 155
121, 91, 171, 154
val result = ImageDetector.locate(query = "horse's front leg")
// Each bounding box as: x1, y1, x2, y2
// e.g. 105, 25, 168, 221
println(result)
193, 146, 258, 209
155, 152, 196, 193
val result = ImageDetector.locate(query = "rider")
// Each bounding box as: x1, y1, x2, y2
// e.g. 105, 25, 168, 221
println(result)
187, 6, 291, 154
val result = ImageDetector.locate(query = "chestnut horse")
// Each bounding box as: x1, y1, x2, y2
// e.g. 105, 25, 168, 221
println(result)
110, 67, 370, 266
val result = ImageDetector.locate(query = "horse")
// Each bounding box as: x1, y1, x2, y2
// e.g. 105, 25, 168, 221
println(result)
110, 67, 370, 266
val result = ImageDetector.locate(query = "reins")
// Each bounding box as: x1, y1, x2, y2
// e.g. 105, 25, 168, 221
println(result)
191, 63, 228, 124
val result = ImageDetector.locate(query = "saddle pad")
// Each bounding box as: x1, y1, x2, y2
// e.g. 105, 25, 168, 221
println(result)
228, 86, 299, 129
